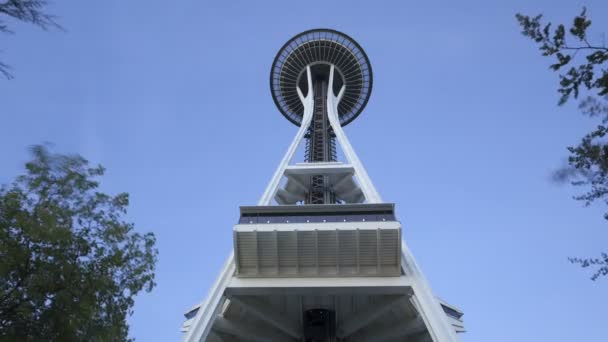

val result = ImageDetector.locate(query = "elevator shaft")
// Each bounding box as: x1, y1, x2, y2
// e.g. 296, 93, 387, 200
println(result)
305, 80, 337, 204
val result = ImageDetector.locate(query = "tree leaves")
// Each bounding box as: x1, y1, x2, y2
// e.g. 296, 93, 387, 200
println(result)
0, 145, 158, 340
516, 8, 608, 104
0, 0, 61, 79
569, 254, 608, 281
517, 8, 608, 280
569, 7, 591, 42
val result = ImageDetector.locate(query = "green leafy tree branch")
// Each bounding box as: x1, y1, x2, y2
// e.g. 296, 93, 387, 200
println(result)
517, 8, 608, 280
0, 145, 158, 340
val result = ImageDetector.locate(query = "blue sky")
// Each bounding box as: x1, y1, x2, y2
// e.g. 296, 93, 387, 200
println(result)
1, 0, 608, 341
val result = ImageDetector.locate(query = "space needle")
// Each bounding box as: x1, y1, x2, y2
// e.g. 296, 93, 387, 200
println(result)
182, 29, 465, 342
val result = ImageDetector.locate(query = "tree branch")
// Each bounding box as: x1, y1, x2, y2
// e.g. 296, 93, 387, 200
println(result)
0, 0, 60, 79
561, 45, 608, 52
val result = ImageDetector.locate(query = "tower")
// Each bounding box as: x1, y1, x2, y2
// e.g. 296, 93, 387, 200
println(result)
182, 29, 465, 342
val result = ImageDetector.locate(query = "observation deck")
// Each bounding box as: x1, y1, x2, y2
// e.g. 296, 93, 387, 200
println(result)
270, 29, 373, 126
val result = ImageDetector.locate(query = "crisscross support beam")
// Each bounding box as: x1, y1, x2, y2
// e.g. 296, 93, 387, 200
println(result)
259, 63, 382, 206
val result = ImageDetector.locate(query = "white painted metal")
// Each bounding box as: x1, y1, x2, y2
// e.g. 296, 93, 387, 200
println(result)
260, 64, 382, 206
326, 64, 382, 204
258, 66, 314, 206
234, 220, 401, 232
438, 297, 466, 333
336, 295, 408, 338
183, 63, 464, 342
402, 240, 461, 342
184, 261, 463, 341
182, 253, 235, 342
227, 295, 301, 339
284, 162, 354, 175
278, 163, 364, 204
234, 223, 401, 277
226, 274, 413, 292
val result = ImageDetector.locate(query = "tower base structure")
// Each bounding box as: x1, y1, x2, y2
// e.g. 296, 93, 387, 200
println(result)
182, 204, 464, 342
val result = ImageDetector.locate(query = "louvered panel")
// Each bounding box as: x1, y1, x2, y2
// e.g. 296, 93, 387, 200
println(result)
297, 231, 317, 275
234, 226, 401, 278
317, 231, 337, 266
338, 230, 357, 274
379, 229, 399, 265
379, 229, 400, 273
257, 232, 277, 275
235, 231, 257, 276
278, 231, 298, 276
358, 230, 378, 266
317, 230, 337, 275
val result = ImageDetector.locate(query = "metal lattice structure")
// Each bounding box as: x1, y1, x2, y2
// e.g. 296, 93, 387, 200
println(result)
305, 80, 337, 204
182, 29, 465, 342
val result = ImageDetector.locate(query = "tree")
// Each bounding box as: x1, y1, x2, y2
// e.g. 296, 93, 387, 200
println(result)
0, 0, 60, 79
516, 8, 608, 280
0, 145, 158, 340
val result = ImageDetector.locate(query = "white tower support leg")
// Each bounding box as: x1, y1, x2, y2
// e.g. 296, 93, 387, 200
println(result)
182, 253, 235, 342
327, 63, 460, 341
326, 65, 382, 203
258, 66, 314, 206
402, 241, 461, 342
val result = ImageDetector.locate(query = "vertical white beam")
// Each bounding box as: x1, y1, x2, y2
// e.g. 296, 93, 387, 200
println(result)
183, 253, 235, 342
326, 65, 382, 203
258, 66, 315, 206
401, 241, 461, 342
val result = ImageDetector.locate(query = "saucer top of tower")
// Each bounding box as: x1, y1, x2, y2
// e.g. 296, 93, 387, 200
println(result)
270, 29, 373, 126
